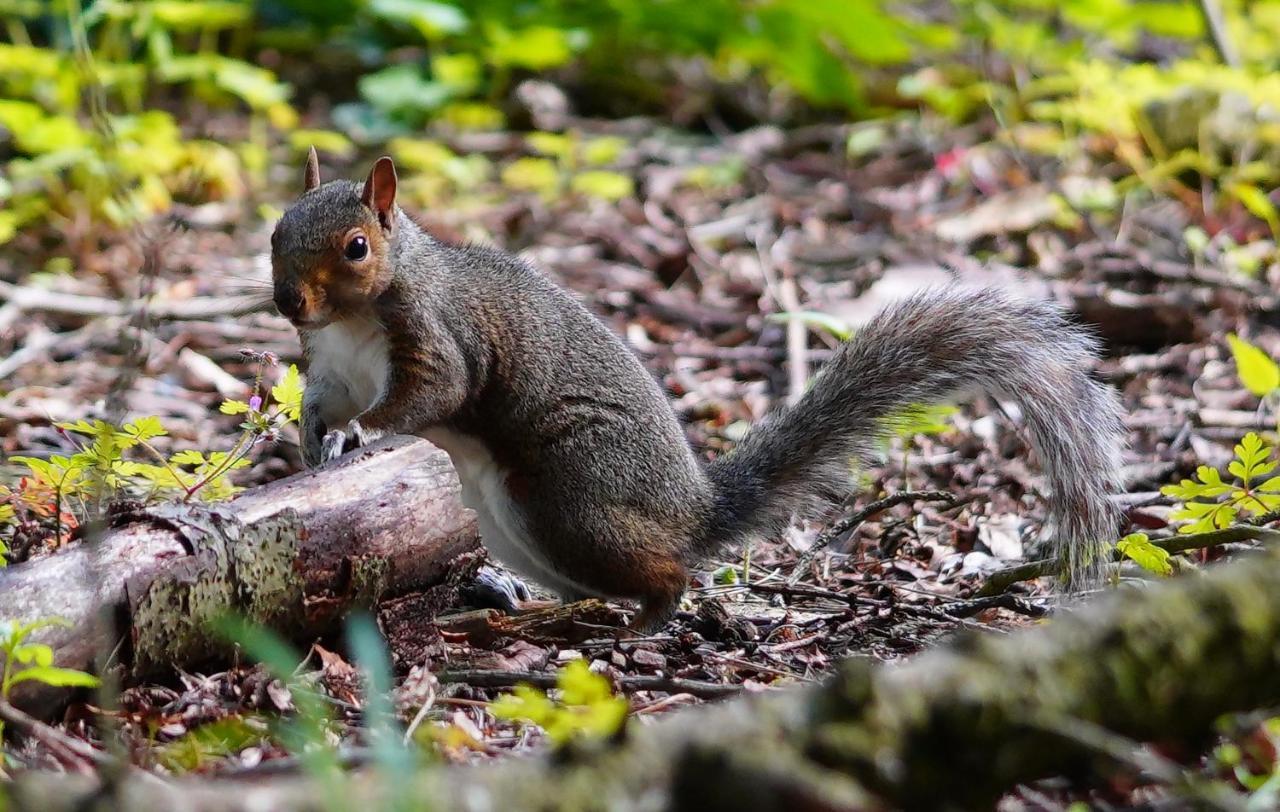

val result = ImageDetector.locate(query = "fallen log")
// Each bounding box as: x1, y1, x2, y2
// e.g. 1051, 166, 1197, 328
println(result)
0, 436, 478, 715
10, 547, 1280, 810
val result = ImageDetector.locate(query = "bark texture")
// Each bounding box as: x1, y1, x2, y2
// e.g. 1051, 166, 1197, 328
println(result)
10, 549, 1280, 811
1, 436, 477, 714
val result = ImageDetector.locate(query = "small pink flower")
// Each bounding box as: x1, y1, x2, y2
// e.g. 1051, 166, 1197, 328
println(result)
249, 395, 263, 412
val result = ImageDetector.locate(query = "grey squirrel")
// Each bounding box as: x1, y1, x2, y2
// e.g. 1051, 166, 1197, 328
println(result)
270, 149, 1126, 631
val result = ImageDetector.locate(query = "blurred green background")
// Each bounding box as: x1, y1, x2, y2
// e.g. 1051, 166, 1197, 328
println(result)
4, 0, 1280, 252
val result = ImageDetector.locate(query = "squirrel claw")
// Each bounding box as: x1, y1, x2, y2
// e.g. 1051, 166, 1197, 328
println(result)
320, 429, 348, 463
464, 565, 534, 614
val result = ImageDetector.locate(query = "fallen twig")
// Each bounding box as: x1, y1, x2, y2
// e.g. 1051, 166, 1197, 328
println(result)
788, 490, 958, 584
977, 524, 1280, 596
0, 280, 269, 321
435, 669, 742, 700
0, 699, 108, 773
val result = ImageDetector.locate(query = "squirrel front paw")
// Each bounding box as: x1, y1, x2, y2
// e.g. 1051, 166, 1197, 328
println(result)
320, 420, 388, 463
320, 428, 348, 463
463, 565, 535, 614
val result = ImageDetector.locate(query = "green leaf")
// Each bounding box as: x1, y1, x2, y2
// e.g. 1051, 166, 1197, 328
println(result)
1227, 334, 1280, 398
156, 716, 270, 773
1117, 533, 1172, 576
487, 25, 582, 71
271, 365, 304, 422
888, 404, 958, 438
557, 659, 613, 706
0, 617, 71, 653
220, 400, 250, 415
358, 66, 451, 122
288, 129, 355, 159
389, 138, 457, 173
124, 416, 167, 441
11, 456, 54, 483
1250, 493, 1280, 513
438, 102, 505, 131
149, 1, 251, 31
13, 642, 53, 666
766, 311, 855, 341
170, 450, 207, 466
213, 60, 292, 110
527, 132, 574, 160
1229, 184, 1280, 236
712, 565, 739, 585
431, 53, 481, 94
1234, 432, 1274, 483
569, 171, 634, 201
501, 157, 560, 196
491, 685, 556, 726
490, 659, 626, 746
10, 665, 101, 688
583, 137, 627, 166
370, 0, 469, 39
55, 419, 102, 436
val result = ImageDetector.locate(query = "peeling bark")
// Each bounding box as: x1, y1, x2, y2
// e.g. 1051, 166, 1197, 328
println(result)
1, 436, 478, 714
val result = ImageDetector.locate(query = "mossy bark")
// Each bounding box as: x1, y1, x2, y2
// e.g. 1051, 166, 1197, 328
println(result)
1, 436, 478, 715
11, 549, 1280, 811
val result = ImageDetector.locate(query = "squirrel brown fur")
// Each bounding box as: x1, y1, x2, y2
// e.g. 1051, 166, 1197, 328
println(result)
270, 149, 1126, 631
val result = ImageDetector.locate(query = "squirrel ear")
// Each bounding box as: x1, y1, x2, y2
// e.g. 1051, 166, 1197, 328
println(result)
303, 146, 321, 192
361, 156, 398, 230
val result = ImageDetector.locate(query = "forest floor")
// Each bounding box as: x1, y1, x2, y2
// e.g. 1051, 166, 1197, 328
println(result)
2, 111, 1274, 805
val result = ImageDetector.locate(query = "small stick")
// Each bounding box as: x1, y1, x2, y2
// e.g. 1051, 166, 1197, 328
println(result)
0, 698, 108, 773
1195, 0, 1240, 67
747, 581, 995, 631
977, 524, 1280, 596
788, 490, 958, 584
436, 669, 742, 700
0, 279, 269, 321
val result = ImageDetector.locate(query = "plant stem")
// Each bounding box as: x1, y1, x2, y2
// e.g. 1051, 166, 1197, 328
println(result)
137, 439, 187, 491
1195, 0, 1240, 67
184, 431, 254, 501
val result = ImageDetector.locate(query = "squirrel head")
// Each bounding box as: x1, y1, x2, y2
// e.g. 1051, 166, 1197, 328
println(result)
270, 148, 400, 329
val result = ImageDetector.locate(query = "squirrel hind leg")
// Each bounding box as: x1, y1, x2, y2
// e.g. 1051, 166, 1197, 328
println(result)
627, 558, 689, 633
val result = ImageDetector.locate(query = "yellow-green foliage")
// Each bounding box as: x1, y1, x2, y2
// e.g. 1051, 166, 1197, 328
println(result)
155, 715, 272, 772
2, 364, 302, 553
1116, 532, 1173, 576
499, 131, 634, 202
0, 2, 295, 244
1162, 433, 1280, 533
1227, 334, 1280, 399
489, 659, 628, 745
8, 0, 1280, 243
0, 617, 99, 737
1211, 715, 1280, 800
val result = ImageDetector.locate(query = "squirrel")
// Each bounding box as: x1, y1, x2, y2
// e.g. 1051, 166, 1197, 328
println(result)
270, 148, 1126, 632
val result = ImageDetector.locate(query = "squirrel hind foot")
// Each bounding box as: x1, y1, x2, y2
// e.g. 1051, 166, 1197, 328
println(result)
626, 559, 688, 634
628, 600, 679, 634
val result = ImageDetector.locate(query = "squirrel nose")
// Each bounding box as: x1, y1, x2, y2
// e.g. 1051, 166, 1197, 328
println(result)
273, 280, 304, 321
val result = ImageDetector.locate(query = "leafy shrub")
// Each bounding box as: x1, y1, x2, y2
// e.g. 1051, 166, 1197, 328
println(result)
0, 1, 295, 244
1162, 433, 1280, 534
1, 362, 302, 556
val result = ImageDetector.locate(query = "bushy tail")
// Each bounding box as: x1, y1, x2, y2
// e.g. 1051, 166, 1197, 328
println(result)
699, 286, 1125, 589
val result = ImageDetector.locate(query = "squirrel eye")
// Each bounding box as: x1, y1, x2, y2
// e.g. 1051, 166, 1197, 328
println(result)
344, 235, 368, 261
